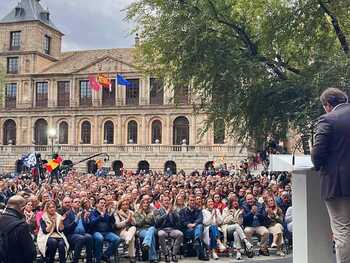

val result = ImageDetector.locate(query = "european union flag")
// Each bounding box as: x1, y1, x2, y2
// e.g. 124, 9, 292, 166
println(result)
116, 74, 129, 86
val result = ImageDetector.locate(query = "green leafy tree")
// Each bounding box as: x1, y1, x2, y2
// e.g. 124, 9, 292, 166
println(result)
126, 0, 350, 151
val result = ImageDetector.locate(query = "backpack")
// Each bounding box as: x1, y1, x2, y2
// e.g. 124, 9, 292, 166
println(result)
0, 219, 24, 263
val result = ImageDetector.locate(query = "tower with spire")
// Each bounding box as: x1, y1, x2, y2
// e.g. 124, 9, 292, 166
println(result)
0, 0, 64, 75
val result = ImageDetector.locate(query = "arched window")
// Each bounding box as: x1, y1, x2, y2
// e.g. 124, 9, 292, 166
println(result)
58, 121, 69, 144
214, 119, 225, 144
81, 121, 91, 144
151, 120, 162, 144
34, 119, 48, 145
104, 121, 114, 144
173, 116, 189, 145
127, 120, 138, 144
3, 119, 16, 145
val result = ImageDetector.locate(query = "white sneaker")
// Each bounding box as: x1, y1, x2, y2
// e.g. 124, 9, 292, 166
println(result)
271, 243, 277, 248
212, 251, 219, 260
236, 251, 242, 260
277, 250, 286, 257
244, 239, 253, 250
218, 241, 226, 252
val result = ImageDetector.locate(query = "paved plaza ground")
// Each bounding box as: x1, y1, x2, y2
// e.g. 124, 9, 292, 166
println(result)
178, 256, 293, 263
114, 255, 293, 263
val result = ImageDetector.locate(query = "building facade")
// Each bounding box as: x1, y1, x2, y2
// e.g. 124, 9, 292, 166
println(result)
0, 0, 246, 173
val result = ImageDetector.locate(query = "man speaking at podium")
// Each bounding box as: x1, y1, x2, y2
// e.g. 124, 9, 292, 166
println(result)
311, 87, 350, 263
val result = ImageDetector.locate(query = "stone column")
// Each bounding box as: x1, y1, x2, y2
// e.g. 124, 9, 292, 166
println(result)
71, 116, 77, 145
292, 168, 334, 263
141, 76, 150, 105
47, 80, 55, 108
141, 115, 146, 145
93, 115, 99, 145
70, 77, 77, 107
166, 115, 172, 145
163, 84, 173, 105
92, 88, 100, 107
116, 115, 122, 145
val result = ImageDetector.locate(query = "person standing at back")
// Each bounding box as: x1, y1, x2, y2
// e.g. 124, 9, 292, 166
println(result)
311, 87, 350, 263
0, 195, 36, 263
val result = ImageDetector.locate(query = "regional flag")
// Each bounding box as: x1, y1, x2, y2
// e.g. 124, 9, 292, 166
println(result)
97, 73, 112, 88
88, 75, 101, 91
116, 74, 129, 86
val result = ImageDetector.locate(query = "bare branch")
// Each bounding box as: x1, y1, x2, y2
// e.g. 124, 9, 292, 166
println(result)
206, 0, 293, 80
319, 1, 349, 55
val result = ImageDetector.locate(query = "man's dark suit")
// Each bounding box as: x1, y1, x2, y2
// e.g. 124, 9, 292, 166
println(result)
311, 103, 350, 200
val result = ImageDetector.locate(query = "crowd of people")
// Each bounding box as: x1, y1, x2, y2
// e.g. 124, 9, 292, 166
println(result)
0, 157, 292, 263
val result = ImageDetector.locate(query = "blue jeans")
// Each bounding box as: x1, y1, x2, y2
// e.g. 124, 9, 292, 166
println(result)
209, 225, 220, 249
93, 232, 120, 263
68, 233, 93, 263
138, 226, 157, 261
184, 224, 205, 257
184, 224, 204, 241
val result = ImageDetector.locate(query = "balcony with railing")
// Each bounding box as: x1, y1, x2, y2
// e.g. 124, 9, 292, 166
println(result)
0, 144, 245, 155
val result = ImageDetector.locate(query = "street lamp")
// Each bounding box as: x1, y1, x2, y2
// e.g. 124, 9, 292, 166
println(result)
47, 128, 57, 155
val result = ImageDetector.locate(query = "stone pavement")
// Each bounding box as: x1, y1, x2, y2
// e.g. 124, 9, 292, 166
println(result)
115, 255, 293, 263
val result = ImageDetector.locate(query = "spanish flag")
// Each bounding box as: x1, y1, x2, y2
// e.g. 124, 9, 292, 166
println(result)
44, 156, 63, 173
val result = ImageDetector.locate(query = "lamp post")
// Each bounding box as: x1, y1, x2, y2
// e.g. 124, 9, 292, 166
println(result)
47, 128, 57, 155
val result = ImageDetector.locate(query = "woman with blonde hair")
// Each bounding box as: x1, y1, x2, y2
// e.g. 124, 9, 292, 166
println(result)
115, 197, 137, 263
134, 196, 158, 263
173, 193, 186, 213
266, 196, 285, 256
37, 200, 69, 263
202, 198, 225, 260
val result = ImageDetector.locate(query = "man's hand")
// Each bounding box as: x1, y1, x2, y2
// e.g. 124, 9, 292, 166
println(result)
251, 206, 257, 215
187, 223, 196, 229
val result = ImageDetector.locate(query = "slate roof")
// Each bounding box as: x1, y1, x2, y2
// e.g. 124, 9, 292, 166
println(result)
40, 48, 136, 74
0, 0, 61, 33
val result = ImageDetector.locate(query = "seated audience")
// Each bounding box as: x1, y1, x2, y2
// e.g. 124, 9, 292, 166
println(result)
37, 200, 69, 263
180, 194, 209, 261
242, 194, 270, 256
155, 195, 183, 262
90, 197, 120, 263
134, 196, 158, 263
202, 198, 225, 260
115, 197, 137, 263
222, 195, 252, 260
63, 197, 93, 263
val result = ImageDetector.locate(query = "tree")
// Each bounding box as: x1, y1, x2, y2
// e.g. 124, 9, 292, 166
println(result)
126, 0, 350, 151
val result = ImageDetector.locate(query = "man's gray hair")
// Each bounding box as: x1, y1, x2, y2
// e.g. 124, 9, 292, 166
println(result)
320, 87, 348, 107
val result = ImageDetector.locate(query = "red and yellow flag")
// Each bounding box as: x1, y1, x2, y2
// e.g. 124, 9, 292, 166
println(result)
44, 156, 63, 173
97, 73, 111, 88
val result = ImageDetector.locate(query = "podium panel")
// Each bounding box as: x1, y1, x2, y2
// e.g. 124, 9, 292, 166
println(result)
292, 168, 335, 263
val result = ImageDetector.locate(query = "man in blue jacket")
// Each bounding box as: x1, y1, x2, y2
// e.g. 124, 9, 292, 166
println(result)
180, 194, 209, 261
63, 197, 93, 263
90, 198, 120, 263
155, 195, 183, 262
242, 194, 270, 256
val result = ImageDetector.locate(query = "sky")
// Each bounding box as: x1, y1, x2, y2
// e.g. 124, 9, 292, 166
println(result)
0, 0, 136, 51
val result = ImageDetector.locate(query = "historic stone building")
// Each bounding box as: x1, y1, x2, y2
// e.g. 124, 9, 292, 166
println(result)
0, 0, 246, 173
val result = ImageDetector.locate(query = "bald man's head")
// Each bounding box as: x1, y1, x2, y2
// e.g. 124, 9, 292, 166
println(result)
7, 195, 26, 214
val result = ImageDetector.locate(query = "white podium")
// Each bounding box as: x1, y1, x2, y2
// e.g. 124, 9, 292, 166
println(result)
270, 155, 335, 263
